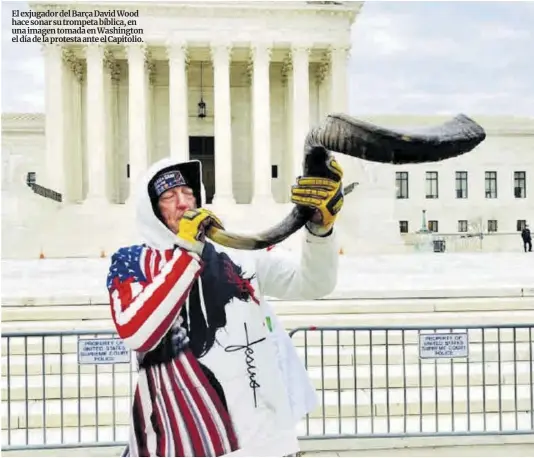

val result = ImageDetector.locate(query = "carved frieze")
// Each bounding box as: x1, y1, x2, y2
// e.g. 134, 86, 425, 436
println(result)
280, 53, 293, 85
165, 42, 190, 70
103, 48, 121, 83
316, 50, 330, 84
210, 42, 233, 65
62, 47, 84, 83
145, 49, 156, 85
245, 54, 254, 86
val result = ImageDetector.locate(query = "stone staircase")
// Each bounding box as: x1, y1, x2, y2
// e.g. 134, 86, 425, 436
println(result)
2, 292, 534, 452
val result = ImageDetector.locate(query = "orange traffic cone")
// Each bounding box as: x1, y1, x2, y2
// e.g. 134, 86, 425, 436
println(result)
39, 251, 45, 259
339, 247, 344, 255
100, 249, 106, 258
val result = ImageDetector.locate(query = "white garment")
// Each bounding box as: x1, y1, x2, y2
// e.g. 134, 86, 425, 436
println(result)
263, 299, 319, 423
131, 157, 339, 455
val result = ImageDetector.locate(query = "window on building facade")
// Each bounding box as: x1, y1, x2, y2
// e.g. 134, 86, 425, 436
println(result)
488, 220, 498, 232
455, 171, 468, 198
517, 220, 527, 231
485, 171, 497, 198
514, 171, 526, 198
399, 220, 409, 233
425, 171, 438, 199
428, 220, 438, 232
396, 172, 409, 199
458, 220, 468, 232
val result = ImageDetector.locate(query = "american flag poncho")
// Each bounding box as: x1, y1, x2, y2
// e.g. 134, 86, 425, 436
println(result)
107, 157, 335, 457
107, 245, 239, 456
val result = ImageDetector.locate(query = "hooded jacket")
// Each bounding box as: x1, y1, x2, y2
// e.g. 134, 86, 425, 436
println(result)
107, 157, 339, 456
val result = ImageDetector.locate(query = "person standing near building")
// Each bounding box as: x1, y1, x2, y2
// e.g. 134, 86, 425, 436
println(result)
107, 156, 344, 457
521, 224, 532, 252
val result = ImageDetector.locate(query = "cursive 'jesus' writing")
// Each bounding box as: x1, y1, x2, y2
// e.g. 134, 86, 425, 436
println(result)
224, 323, 266, 408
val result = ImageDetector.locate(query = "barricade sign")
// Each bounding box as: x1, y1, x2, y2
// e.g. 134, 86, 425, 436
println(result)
78, 337, 131, 364
419, 332, 469, 359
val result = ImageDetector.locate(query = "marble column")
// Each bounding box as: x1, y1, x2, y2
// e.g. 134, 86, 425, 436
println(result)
167, 42, 190, 162
146, 50, 156, 165
329, 45, 353, 181
62, 48, 84, 203
329, 45, 350, 112
126, 44, 148, 202
85, 44, 107, 202
291, 45, 311, 182
211, 42, 235, 205
104, 49, 121, 203
43, 43, 66, 197
281, 55, 293, 203
316, 52, 331, 122
251, 42, 274, 205
330, 44, 405, 254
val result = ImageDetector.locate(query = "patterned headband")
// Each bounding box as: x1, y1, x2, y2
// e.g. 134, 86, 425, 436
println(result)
152, 170, 187, 198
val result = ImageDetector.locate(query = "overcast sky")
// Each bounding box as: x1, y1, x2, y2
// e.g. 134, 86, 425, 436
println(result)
2, 1, 533, 116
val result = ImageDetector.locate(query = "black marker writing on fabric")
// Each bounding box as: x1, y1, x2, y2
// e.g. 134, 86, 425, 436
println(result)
224, 323, 266, 408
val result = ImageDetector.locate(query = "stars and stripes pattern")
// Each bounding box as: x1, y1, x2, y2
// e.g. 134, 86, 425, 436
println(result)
107, 244, 239, 456
107, 244, 203, 352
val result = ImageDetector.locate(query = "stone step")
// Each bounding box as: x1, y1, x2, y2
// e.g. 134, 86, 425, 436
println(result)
2, 424, 130, 449
2, 341, 532, 379
290, 327, 533, 346
4, 411, 533, 449
3, 284, 532, 307
3, 310, 533, 333
3, 296, 534, 317
3, 384, 532, 429
3, 327, 532, 357
280, 311, 534, 328
3, 361, 533, 402
295, 411, 534, 436
294, 342, 533, 366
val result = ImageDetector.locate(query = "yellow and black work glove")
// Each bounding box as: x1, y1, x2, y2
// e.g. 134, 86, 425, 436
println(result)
291, 175, 344, 237
177, 208, 224, 254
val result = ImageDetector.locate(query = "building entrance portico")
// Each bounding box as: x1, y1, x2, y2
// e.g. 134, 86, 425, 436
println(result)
5, 1, 399, 259
36, 1, 362, 209
189, 136, 215, 204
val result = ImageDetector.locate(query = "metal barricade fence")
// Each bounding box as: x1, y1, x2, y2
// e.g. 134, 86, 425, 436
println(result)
2, 329, 133, 451
289, 324, 534, 440
2, 324, 533, 451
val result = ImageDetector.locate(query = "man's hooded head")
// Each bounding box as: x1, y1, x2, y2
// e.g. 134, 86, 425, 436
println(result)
136, 158, 205, 251
147, 160, 203, 222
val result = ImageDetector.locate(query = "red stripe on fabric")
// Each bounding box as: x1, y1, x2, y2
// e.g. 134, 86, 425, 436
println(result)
116, 251, 197, 342
132, 386, 149, 457
144, 249, 153, 283
154, 366, 171, 458
146, 367, 170, 457
165, 249, 173, 262
154, 366, 185, 457
176, 352, 227, 455
154, 251, 162, 275
166, 359, 206, 456
185, 351, 240, 451
136, 266, 202, 353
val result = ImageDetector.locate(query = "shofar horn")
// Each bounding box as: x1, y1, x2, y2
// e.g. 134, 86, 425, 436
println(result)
207, 113, 486, 250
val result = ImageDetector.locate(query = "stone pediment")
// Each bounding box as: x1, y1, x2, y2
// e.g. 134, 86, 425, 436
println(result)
30, 1, 362, 18
29, 1, 362, 58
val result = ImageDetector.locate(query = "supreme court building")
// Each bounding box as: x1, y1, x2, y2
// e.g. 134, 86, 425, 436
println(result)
39, 1, 360, 206
2, 1, 370, 258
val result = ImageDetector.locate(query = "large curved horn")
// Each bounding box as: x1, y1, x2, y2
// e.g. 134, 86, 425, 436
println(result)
206, 182, 358, 250
207, 113, 486, 250
305, 113, 486, 164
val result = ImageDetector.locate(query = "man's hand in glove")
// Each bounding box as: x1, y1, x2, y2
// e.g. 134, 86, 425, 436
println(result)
291, 168, 344, 237
177, 208, 224, 254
